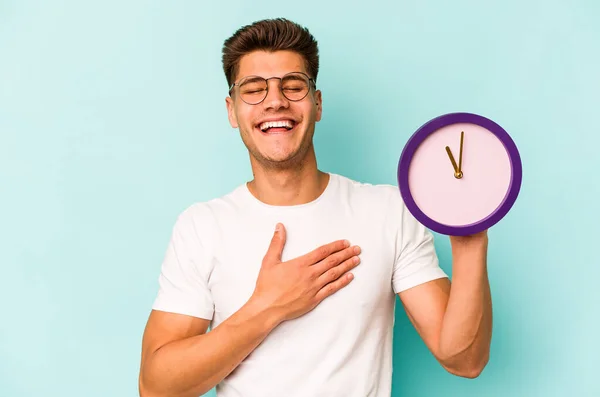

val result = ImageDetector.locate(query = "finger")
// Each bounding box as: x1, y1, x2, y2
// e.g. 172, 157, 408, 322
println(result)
315, 271, 355, 302
315, 255, 360, 289
263, 223, 286, 265
303, 239, 350, 265
312, 245, 360, 275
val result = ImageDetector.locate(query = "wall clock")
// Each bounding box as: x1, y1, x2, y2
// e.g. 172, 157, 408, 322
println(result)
397, 112, 522, 236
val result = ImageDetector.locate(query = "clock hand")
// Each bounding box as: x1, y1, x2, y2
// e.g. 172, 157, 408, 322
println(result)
445, 146, 458, 172
445, 146, 463, 179
458, 130, 464, 174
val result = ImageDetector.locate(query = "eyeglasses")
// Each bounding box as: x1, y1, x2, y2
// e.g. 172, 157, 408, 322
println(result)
229, 72, 316, 105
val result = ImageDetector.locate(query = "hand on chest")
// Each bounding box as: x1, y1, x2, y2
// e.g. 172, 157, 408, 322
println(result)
208, 221, 396, 322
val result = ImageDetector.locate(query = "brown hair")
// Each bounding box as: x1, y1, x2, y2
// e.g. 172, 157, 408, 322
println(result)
221, 18, 319, 88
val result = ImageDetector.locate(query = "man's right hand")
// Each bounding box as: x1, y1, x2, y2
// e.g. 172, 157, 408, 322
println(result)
139, 222, 361, 397
250, 222, 361, 324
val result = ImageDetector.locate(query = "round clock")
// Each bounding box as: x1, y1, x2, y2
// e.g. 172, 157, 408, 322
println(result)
397, 112, 522, 236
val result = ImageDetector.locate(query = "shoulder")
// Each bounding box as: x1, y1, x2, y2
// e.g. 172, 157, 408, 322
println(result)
168, 182, 247, 245
331, 173, 419, 233
332, 173, 405, 210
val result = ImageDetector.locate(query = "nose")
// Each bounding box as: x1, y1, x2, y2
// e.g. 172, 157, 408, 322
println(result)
262, 78, 289, 110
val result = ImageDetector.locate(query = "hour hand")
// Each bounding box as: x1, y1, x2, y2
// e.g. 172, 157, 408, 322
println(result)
445, 146, 463, 179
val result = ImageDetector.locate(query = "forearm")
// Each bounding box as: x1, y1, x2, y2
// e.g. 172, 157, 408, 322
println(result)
438, 235, 492, 376
140, 300, 281, 397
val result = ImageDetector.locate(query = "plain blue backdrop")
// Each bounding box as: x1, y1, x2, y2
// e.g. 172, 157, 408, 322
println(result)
1, 0, 599, 396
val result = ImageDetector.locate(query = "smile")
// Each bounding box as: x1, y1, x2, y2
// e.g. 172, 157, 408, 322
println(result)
257, 119, 297, 134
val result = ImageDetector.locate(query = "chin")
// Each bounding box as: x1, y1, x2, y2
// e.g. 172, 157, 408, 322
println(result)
263, 151, 299, 164
243, 123, 313, 167
253, 147, 306, 168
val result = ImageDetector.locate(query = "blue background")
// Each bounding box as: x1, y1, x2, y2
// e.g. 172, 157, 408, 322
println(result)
1, 0, 598, 396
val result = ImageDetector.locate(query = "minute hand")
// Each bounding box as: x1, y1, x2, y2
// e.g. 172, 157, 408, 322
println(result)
458, 130, 464, 174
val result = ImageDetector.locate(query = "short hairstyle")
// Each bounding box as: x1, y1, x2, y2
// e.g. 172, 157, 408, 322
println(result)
221, 18, 320, 88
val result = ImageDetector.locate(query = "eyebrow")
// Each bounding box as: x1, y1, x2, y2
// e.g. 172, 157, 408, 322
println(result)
239, 76, 265, 85
283, 74, 304, 81
238, 72, 308, 84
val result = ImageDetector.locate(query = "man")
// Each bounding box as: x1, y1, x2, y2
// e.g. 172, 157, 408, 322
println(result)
138, 18, 492, 397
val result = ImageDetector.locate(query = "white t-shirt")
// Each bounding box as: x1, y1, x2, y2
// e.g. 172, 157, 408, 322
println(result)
152, 173, 448, 397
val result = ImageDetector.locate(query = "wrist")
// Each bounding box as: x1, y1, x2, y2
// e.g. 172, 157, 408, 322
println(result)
450, 231, 488, 253
449, 231, 488, 271
245, 294, 285, 330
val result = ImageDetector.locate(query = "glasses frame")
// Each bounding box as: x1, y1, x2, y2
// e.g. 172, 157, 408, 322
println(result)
228, 71, 317, 105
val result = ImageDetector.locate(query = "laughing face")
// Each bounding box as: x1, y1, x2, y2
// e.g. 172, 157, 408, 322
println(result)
225, 50, 322, 169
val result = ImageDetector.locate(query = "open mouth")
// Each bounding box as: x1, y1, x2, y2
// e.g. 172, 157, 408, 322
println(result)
256, 119, 297, 134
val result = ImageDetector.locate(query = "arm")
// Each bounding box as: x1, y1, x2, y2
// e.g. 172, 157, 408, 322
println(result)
140, 223, 361, 397
139, 301, 281, 397
398, 231, 492, 378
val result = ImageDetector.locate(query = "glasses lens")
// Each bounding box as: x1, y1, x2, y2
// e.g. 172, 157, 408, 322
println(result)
239, 77, 268, 104
281, 73, 310, 101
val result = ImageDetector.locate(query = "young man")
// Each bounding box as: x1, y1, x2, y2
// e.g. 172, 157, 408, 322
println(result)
139, 18, 492, 397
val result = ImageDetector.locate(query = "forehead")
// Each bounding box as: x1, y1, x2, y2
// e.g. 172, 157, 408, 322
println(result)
236, 50, 308, 80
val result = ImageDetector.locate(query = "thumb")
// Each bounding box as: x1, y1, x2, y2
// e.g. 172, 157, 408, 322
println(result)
264, 223, 286, 264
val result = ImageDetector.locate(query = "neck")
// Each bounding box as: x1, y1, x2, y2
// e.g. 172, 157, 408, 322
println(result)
246, 149, 329, 206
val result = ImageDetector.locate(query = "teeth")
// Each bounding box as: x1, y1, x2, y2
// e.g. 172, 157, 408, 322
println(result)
259, 120, 294, 131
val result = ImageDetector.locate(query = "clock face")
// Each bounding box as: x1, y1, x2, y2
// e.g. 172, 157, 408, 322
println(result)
397, 113, 522, 236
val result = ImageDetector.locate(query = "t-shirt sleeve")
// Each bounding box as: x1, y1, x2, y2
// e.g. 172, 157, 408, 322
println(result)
391, 191, 448, 294
151, 205, 215, 320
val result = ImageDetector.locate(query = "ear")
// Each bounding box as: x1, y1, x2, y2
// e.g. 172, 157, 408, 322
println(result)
225, 96, 238, 128
314, 89, 323, 122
